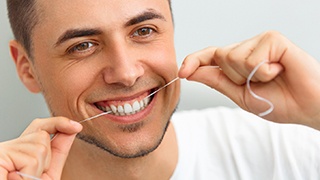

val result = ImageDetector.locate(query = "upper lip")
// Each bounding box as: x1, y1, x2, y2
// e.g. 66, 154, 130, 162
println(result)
90, 87, 158, 120
92, 87, 156, 105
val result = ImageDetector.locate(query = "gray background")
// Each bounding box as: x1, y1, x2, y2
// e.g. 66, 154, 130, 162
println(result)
1, 0, 320, 141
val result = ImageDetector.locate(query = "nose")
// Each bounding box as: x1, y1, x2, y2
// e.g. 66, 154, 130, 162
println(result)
102, 42, 144, 87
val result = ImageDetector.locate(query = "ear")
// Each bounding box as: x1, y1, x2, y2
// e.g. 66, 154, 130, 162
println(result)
9, 40, 41, 93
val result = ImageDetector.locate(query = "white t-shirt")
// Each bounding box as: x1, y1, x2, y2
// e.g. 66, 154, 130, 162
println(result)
170, 107, 320, 180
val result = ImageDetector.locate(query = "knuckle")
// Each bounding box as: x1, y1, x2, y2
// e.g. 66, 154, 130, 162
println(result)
230, 75, 246, 85
262, 30, 283, 42
184, 54, 194, 62
245, 59, 257, 71
213, 47, 224, 59
28, 156, 40, 167
36, 143, 49, 158
37, 130, 51, 140
235, 78, 246, 85
226, 51, 239, 65
258, 69, 274, 82
32, 131, 51, 146
204, 46, 216, 55
264, 30, 281, 37
31, 118, 42, 125
213, 47, 226, 64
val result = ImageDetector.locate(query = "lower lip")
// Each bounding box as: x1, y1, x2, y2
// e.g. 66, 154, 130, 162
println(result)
94, 94, 157, 124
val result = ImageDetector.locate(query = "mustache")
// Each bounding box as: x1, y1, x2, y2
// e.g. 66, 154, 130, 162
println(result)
87, 77, 162, 101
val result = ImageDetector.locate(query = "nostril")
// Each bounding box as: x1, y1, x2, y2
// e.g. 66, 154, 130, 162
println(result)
102, 64, 144, 87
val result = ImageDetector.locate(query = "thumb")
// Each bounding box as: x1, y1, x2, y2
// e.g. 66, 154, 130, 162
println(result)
0, 168, 9, 180
185, 66, 243, 105
44, 133, 77, 179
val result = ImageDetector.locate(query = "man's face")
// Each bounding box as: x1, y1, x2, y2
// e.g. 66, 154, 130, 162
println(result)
30, 0, 179, 157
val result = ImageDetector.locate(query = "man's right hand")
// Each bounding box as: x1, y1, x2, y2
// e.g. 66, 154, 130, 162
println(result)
0, 117, 82, 180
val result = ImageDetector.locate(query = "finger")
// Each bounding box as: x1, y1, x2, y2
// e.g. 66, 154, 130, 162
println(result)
217, 34, 262, 81
179, 43, 244, 80
17, 118, 81, 177
213, 46, 248, 85
8, 172, 23, 180
247, 61, 284, 83
21, 117, 82, 137
214, 32, 284, 84
6, 132, 51, 178
245, 32, 285, 82
0, 168, 9, 179
186, 66, 244, 107
15, 171, 40, 180
179, 46, 217, 79
45, 133, 77, 179
5, 150, 43, 179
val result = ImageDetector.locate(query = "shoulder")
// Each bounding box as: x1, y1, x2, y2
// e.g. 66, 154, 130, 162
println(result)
171, 107, 320, 180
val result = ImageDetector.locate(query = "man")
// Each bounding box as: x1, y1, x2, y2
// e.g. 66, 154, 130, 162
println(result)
1, 0, 320, 179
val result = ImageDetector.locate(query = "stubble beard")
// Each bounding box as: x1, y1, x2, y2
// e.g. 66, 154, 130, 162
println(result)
39, 74, 180, 159
76, 107, 177, 159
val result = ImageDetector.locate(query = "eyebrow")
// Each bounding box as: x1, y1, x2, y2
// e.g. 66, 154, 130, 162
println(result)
124, 9, 166, 27
54, 9, 166, 47
55, 28, 103, 47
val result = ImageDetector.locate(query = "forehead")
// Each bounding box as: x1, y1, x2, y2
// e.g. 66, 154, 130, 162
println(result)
33, 0, 172, 48
36, 0, 171, 28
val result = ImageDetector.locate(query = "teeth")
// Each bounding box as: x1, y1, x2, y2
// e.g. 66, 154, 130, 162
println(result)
110, 105, 117, 113
100, 106, 106, 112
106, 106, 111, 112
117, 105, 124, 116
132, 101, 140, 112
143, 98, 150, 106
140, 100, 144, 109
99, 96, 151, 116
124, 103, 133, 114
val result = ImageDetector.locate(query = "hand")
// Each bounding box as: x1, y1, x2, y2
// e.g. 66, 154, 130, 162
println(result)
179, 31, 320, 130
0, 117, 82, 179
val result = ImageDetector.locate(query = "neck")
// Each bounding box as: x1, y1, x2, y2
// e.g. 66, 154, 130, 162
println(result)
62, 123, 178, 180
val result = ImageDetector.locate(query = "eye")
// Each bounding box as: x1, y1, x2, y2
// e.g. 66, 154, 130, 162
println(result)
68, 42, 97, 54
132, 27, 155, 38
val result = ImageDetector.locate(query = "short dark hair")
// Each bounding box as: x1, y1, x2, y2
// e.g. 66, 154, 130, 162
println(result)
7, 0, 39, 59
7, 0, 172, 58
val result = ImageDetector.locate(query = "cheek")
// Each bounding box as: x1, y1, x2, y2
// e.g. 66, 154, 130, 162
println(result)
63, 67, 96, 92
36, 60, 97, 103
144, 42, 178, 78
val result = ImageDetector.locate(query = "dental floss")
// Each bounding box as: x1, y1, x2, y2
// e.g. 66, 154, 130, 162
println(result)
16, 77, 180, 180
145, 77, 180, 99
79, 111, 112, 124
246, 60, 274, 116
79, 77, 180, 124
17, 62, 274, 179
16, 172, 41, 180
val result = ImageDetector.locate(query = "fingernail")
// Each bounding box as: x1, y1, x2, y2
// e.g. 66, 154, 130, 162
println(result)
179, 63, 185, 70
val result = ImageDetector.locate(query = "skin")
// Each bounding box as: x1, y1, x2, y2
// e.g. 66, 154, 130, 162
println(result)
6, 0, 179, 179
0, 117, 82, 179
1, 0, 320, 180
179, 31, 320, 129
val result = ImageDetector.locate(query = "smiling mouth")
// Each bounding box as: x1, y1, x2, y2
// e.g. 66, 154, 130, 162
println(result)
94, 89, 155, 116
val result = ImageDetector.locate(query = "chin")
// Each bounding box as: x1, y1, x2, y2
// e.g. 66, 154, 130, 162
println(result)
77, 119, 171, 159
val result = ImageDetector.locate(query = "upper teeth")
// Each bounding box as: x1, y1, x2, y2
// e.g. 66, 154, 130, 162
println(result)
98, 96, 151, 116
